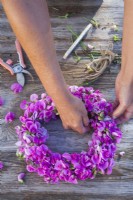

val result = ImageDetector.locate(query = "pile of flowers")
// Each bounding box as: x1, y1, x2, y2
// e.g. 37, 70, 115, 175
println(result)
15, 86, 122, 184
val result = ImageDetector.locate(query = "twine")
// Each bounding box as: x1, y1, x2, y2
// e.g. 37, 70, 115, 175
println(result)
85, 44, 116, 82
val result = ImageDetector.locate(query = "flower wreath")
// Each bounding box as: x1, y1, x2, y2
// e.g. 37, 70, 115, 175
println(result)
15, 86, 122, 184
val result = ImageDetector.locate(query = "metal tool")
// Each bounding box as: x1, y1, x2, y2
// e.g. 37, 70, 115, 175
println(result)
0, 39, 33, 87
63, 23, 93, 59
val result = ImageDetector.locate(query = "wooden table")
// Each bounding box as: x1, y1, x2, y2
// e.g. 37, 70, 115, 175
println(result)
0, 0, 133, 199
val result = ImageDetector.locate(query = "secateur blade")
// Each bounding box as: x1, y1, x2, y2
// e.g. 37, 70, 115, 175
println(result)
16, 73, 25, 87
22, 69, 34, 81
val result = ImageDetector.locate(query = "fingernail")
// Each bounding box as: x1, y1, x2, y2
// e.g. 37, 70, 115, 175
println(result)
112, 113, 117, 119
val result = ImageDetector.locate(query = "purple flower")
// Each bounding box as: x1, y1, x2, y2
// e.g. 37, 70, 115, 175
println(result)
91, 153, 101, 164
5, 112, 15, 123
62, 153, 71, 161
26, 165, 36, 172
0, 97, 4, 106
112, 131, 122, 143
106, 167, 113, 175
76, 168, 92, 180
25, 121, 39, 133
98, 159, 108, 174
20, 100, 27, 110
54, 160, 66, 171
37, 168, 45, 177
81, 154, 92, 167
18, 172, 25, 183
68, 175, 78, 184
38, 110, 46, 120
0, 161, 4, 170
23, 133, 32, 144
11, 83, 23, 94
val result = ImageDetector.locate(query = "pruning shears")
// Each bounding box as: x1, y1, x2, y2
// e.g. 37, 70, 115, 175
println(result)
0, 39, 33, 86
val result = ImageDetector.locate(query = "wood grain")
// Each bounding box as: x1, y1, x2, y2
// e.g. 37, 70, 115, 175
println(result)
0, 0, 133, 199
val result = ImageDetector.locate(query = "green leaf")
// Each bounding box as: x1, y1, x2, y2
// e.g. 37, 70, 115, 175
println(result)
58, 13, 70, 19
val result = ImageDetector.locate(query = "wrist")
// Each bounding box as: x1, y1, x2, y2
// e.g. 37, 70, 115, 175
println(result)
118, 68, 133, 85
46, 84, 73, 106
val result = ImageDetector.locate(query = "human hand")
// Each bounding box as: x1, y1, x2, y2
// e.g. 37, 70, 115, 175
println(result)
56, 94, 90, 134
113, 70, 133, 123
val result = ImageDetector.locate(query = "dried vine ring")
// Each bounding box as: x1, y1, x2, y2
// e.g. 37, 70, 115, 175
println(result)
15, 86, 122, 184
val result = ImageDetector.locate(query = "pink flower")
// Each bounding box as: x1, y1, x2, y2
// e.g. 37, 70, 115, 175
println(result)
119, 151, 125, 156
0, 161, 3, 170
41, 93, 47, 99
18, 172, 25, 183
30, 94, 38, 102
11, 83, 23, 94
5, 112, 15, 123
0, 97, 4, 106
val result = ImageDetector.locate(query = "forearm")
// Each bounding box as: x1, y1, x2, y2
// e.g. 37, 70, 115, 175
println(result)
121, 0, 133, 81
1, 0, 71, 104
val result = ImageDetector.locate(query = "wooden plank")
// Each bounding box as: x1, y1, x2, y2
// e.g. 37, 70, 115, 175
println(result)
47, 0, 124, 8
0, 0, 124, 69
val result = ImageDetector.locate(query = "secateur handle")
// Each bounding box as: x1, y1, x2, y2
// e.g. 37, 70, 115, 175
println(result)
15, 39, 26, 68
0, 58, 14, 75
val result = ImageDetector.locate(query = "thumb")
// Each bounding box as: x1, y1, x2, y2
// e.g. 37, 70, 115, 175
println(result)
81, 125, 90, 134
113, 103, 127, 119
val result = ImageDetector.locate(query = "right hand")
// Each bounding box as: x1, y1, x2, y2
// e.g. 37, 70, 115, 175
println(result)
56, 94, 90, 134
113, 70, 133, 123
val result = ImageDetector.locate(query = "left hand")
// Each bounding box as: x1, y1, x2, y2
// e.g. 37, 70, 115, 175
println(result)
113, 70, 133, 123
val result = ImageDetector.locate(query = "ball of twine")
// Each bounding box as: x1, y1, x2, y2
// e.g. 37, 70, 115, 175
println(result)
85, 45, 116, 82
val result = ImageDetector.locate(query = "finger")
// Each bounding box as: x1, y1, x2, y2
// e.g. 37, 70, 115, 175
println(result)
84, 126, 91, 132
76, 122, 90, 134
124, 111, 133, 121
72, 119, 86, 134
113, 103, 127, 119
115, 115, 126, 124
82, 115, 89, 127
62, 123, 69, 130
77, 126, 88, 134
112, 99, 119, 109
115, 110, 133, 124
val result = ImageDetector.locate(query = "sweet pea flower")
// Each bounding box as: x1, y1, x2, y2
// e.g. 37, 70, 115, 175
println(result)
5, 112, 15, 123
54, 160, 66, 171
18, 173, 25, 183
0, 97, 4, 106
0, 161, 3, 170
106, 167, 113, 175
41, 93, 47, 99
20, 100, 27, 110
68, 175, 78, 184
119, 151, 125, 156
30, 94, 38, 102
26, 165, 36, 172
11, 83, 23, 94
